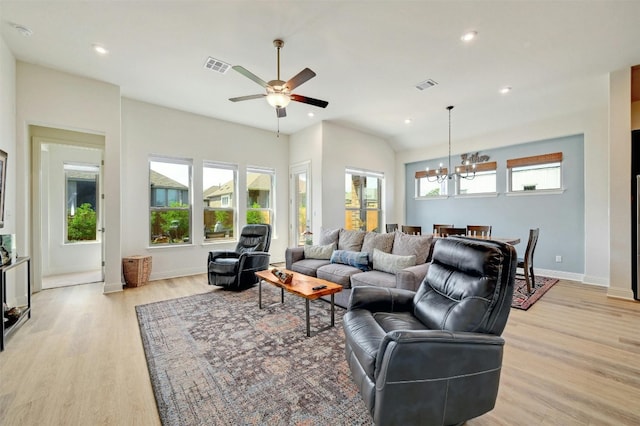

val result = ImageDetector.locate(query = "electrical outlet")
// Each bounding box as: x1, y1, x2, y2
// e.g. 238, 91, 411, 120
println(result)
555, 255, 562, 263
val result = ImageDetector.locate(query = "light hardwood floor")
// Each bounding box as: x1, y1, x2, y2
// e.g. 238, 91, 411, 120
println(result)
0, 276, 639, 425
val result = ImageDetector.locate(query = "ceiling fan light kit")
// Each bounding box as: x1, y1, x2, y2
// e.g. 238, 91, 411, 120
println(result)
229, 38, 328, 120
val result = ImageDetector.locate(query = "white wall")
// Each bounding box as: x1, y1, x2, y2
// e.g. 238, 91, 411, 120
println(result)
322, 122, 395, 231
121, 98, 290, 279
395, 103, 611, 287
16, 62, 122, 292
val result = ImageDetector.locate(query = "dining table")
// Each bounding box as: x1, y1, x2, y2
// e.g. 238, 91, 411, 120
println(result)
433, 234, 520, 245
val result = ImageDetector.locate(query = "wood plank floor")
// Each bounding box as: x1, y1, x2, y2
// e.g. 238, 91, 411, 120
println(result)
1, 276, 639, 425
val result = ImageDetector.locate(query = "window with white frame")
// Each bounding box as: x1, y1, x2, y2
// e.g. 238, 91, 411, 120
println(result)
456, 162, 497, 195
246, 166, 275, 226
507, 152, 562, 192
415, 169, 448, 197
345, 168, 383, 232
149, 156, 192, 245
203, 161, 237, 241
65, 163, 99, 243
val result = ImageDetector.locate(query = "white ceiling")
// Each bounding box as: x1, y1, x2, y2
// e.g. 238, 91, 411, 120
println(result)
1, 1, 640, 151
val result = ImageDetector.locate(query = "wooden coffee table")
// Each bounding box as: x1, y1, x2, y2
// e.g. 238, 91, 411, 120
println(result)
255, 269, 343, 337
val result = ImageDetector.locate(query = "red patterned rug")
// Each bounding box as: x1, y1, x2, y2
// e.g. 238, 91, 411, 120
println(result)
512, 275, 559, 310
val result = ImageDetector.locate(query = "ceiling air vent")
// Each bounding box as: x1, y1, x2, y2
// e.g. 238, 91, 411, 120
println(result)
204, 57, 231, 74
415, 79, 438, 91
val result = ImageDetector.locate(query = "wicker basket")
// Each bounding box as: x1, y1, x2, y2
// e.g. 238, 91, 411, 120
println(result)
123, 255, 152, 287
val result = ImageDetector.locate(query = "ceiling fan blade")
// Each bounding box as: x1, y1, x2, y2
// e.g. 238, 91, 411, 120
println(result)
229, 94, 266, 102
285, 68, 316, 91
291, 94, 329, 108
232, 65, 269, 88
276, 107, 287, 118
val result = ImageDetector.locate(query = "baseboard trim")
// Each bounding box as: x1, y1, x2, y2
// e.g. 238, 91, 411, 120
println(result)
606, 287, 636, 301
582, 275, 609, 287
532, 268, 584, 282
103, 282, 124, 293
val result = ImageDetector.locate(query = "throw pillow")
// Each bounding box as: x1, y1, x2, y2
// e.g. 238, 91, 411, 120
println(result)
391, 231, 433, 264
319, 227, 340, 246
303, 243, 336, 260
330, 250, 370, 272
372, 248, 416, 274
338, 229, 366, 251
361, 232, 395, 256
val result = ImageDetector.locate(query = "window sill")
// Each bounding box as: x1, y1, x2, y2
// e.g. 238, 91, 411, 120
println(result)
505, 189, 565, 197
454, 192, 498, 199
147, 242, 193, 249
415, 195, 448, 201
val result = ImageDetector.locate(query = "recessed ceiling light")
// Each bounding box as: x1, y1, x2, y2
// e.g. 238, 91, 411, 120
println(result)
500, 86, 512, 94
92, 44, 109, 55
307, 112, 315, 118
404, 118, 412, 124
461, 31, 478, 42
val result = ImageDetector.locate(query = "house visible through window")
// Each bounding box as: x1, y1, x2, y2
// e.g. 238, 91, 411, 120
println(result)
203, 162, 237, 241
247, 167, 275, 226
345, 168, 383, 232
149, 157, 192, 245
507, 152, 562, 192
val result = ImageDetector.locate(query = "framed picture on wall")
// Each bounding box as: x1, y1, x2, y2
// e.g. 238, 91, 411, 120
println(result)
0, 149, 7, 228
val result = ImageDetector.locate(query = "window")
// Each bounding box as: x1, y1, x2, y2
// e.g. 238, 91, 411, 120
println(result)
65, 163, 99, 243
414, 170, 448, 198
203, 162, 237, 241
246, 167, 275, 225
507, 152, 562, 192
345, 168, 383, 232
456, 162, 497, 195
149, 157, 192, 245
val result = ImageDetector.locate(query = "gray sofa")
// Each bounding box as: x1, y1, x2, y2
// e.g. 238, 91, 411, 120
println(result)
285, 228, 434, 308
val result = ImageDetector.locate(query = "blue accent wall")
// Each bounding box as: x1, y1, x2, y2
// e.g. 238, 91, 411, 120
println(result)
405, 134, 585, 273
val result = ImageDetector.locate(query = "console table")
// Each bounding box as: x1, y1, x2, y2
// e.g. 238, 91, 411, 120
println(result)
1, 256, 31, 351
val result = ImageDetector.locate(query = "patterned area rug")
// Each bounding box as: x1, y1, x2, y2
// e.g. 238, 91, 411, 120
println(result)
136, 285, 371, 426
511, 275, 559, 310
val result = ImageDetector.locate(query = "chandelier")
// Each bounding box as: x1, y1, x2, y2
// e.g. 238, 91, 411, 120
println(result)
426, 105, 476, 183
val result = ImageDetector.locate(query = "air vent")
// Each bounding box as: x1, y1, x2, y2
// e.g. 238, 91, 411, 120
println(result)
204, 57, 231, 74
415, 79, 438, 91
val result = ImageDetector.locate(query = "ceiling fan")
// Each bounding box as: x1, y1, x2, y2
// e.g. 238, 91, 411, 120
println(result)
229, 39, 328, 118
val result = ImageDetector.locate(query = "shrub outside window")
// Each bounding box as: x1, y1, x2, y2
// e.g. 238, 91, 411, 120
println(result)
507, 152, 562, 192
415, 175, 447, 197
246, 167, 275, 226
149, 157, 192, 245
65, 163, 99, 243
203, 162, 237, 241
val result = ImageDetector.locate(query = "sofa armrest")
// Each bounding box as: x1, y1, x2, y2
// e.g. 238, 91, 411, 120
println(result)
394, 262, 430, 291
285, 246, 305, 269
348, 286, 415, 313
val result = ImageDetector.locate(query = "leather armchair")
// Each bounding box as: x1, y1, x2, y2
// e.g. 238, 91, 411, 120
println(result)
207, 224, 271, 290
343, 236, 516, 426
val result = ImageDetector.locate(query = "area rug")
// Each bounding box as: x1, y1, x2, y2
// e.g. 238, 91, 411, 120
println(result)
511, 275, 559, 310
136, 285, 371, 426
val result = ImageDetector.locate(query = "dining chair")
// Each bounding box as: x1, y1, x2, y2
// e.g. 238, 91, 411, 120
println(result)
467, 225, 492, 237
438, 227, 467, 237
433, 224, 453, 234
385, 223, 399, 233
518, 228, 540, 293
401, 225, 422, 235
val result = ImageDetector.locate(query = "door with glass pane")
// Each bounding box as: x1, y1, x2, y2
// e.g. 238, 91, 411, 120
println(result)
290, 162, 311, 246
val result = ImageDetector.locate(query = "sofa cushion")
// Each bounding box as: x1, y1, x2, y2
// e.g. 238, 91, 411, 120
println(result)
330, 250, 370, 272
351, 270, 397, 288
319, 227, 340, 246
372, 248, 416, 274
339, 229, 366, 251
289, 258, 331, 277
391, 231, 433, 264
361, 232, 394, 257
317, 263, 361, 288
303, 242, 336, 260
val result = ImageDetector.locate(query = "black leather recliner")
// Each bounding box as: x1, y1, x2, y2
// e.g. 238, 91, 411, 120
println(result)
207, 224, 271, 290
343, 236, 517, 426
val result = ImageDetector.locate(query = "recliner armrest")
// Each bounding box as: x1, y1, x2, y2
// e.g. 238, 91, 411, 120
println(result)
348, 286, 415, 313
238, 251, 271, 270
208, 251, 241, 262
285, 246, 305, 269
